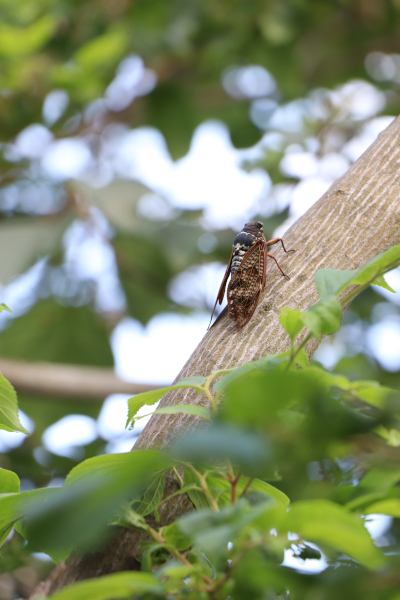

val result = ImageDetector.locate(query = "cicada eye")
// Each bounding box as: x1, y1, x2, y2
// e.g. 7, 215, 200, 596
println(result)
256, 221, 263, 229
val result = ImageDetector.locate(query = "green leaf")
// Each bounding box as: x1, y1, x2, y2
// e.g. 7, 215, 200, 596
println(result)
0, 16, 57, 57
375, 426, 400, 446
114, 505, 150, 532
371, 274, 396, 293
158, 560, 201, 580
213, 365, 256, 392
0, 303, 11, 313
303, 298, 342, 338
0, 468, 21, 546
245, 478, 290, 509
350, 381, 394, 407
65, 450, 175, 487
0, 487, 59, 549
74, 28, 129, 70
0, 468, 20, 494
20, 451, 176, 559
353, 245, 400, 285
0, 372, 28, 434
282, 499, 384, 569
46, 572, 162, 600
213, 351, 302, 393
314, 269, 357, 299
291, 348, 310, 368
0, 299, 113, 367
184, 468, 211, 510
314, 245, 400, 300
173, 424, 271, 478
131, 473, 165, 517
279, 307, 304, 341
177, 500, 278, 566
305, 366, 351, 391
364, 499, 400, 517
163, 521, 192, 551
153, 404, 212, 421
126, 378, 206, 429
204, 471, 289, 510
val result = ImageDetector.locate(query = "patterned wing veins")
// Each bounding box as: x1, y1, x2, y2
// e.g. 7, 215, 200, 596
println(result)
227, 240, 266, 327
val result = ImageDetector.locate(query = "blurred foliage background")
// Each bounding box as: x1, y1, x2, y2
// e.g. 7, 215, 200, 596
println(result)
1, 0, 400, 596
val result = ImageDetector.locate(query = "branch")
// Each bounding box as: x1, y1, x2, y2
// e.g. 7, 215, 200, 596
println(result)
32, 115, 400, 596
0, 358, 167, 400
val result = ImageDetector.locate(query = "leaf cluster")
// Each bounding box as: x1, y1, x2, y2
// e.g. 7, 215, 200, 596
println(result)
2, 251, 400, 598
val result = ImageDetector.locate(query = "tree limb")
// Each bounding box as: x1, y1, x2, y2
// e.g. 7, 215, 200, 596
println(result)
31, 115, 400, 596
0, 358, 166, 400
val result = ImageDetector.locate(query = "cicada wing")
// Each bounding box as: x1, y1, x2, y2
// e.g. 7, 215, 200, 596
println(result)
207, 250, 234, 330
227, 240, 267, 327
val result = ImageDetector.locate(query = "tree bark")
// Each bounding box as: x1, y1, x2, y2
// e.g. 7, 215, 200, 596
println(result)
31, 115, 400, 597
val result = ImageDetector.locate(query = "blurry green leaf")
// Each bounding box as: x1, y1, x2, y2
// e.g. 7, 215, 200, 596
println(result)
126, 378, 205, 429
375, 426, 400, 446
345, 466, 400, 511
47, 572, 162, 600
295, 543, 322, 560
21, 451, 176, 559
184, 468, 211, 510
0, 487, 59, 549
245, 478, 289, 509
74, 28, 129, 70
0, 468, 20, 494
213, 350, 305, 393
65, 450, 175, 487
115, 505, 150, 532
290, 348, 309, 368
153, 404, 212, 420
174, 424, 271, 478
303, 298, 342, 338
163, 521, 191, 551
314, 269, 357, 299
0, 303, 11, 313
222, 369, 325, 428
282, 500, 384, 569
0, 372, 28, 434
113, 234, 175, 324
0, 469, 21, 546
0, 300, 113, 367
141, 541, 168, 571
131, 473, 165, 517
0, 15, 56, 56
178, 500, 277, 566
0, 216, 71, 284
306, 366, 351, 391
213, 365, 257, 392
279, 307, 304, 341
350, 381, 394, 407
364, 499, 400, 517
158, 560, 200, 580
203, 471, 289, 510
74, 180, 151, 234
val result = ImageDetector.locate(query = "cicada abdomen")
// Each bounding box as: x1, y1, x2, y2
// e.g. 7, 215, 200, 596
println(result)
208, 221, 294, 329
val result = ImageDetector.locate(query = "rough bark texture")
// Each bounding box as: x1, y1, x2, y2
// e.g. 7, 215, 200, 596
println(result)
31, 115, 400, 597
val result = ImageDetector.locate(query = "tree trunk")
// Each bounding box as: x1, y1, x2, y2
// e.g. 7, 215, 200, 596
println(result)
31, 115, 400, 597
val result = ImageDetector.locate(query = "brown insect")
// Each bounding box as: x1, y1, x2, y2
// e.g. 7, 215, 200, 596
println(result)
209, 221, 294, 328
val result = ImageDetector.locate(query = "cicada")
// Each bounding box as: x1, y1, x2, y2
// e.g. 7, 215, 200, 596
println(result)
209, 221, 295, 328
